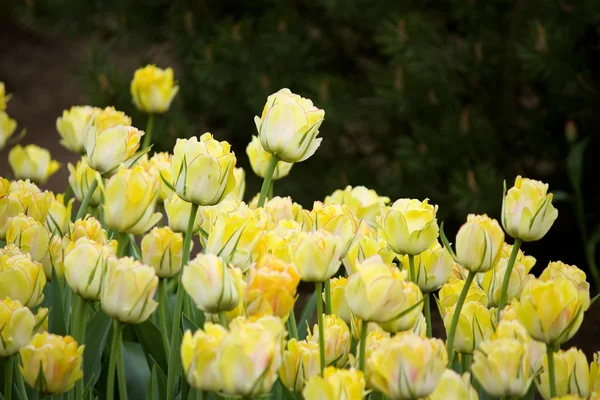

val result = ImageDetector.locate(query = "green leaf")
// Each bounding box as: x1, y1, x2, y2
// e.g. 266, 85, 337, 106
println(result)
133, 319, 169, 374
182, 312, 199, 334
279, 379, 298, 400
439, 222, 457, 261
123, 341, 150, 400
567, 138, 590, 194
297, 293, 316, 340
49, 268, 67, 335
147, 358, 167, 400
83, 309, 112, 388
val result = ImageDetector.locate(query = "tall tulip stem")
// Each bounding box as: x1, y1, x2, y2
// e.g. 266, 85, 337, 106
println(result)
142, 113, 155, 150
158, 279, 170, 355
257, 155, 279, 208
424, 292, 432, 338
315, 281, 326, 376
497, 238, 522, 319
408, 254, 416, 283
166, 203, 198, 400
75, 178, 98, 221
359, 320, 368, 373
547, 345, 557, 397
72, 296, 87, 400
4, 356, 13, 400
324, 279, 332, 314
446, 270, 476, 364
107, 320, 127, 400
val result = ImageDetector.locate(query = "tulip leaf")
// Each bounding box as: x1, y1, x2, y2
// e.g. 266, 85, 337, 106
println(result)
83, 308, 112, 388
298, 292, 317, 340
567, 137, 590, 194
49, 267, 67, 336
123, 341, 150, 400
147, 358, 167, 400
279, 379, 298, 400
133, 319, 169, 374
591, 292, 600, 307
182, 312, 199, 333
439, 222, 457, 261
160, 172, 177, 193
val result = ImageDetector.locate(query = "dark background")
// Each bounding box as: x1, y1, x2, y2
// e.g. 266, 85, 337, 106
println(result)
3, 0, 600, 351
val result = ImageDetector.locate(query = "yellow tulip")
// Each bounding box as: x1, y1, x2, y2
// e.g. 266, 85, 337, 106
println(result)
537, 348, 590, 400
172, 133, 237, 206
355, 329, 390, 382
455, 214, 505, 273
0, 82, 8, 111
6, 213, 56, 278
140, 152, 174, 200
345, 255, 408, 323
590, 352, 600, 393
261, 196, 305, 224
229, 167, 246, 200
325, 277, 352, 324
0, 111, 17, 150
290, 229, 342, 282
500, 242, 537, 272
378, 280, 424, 333
540, 261, 591, 311
368, 334, 447, 399
205, 203, 269, 271
254, 219, 303, 262
182, 253, 245, 313
342, 233, 396, 276
325, 185, 390, 223
443, 301, 495, 354
247, 135, 293, 179
502, 176, 558, 241
245, 254, 300, 319
64, 238, 118, 301
307, 202, 359, 258
493, 317, 547, 374
164, 194, 201, 233
307, 314, 351, 367
140, 227, 184, 278
100, 257, 158, 324
516, 278, 583, 345
279, 339, 321, 392
9, 144, 60, 184
66, 216, 116, 249
438, 279, 488, 318
303, 367, 366, 400
56, 106, 99, 153
45, 193, 74, 235
402, 240, 454, 292
34, 307, 49, 334
216, 316, 286, 396
181, 323, 228, 392
103, 165, 162, 234
0, 244, 46, 307
428, 370, 478, 400
378, 198, 439, 255
477, 257, 530, 307
0, 298, 36, 357
131, 65, 179, 113
255, 88, 325, 163
67, 157, 103, 206
19, 333, 84, 395
471, 338, 534, 398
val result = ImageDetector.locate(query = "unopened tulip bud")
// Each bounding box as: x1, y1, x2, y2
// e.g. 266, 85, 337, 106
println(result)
456, 214, 504, 273
402, 240, 454, 292
141, 227, 185, 278
131, 65, 179, 113
279, 339, 320, 392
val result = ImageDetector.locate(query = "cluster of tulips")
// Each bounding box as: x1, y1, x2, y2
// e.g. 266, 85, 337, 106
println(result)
0, 65, 597, 400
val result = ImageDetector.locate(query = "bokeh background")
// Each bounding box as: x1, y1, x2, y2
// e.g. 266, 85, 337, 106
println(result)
3, 0, 600, 350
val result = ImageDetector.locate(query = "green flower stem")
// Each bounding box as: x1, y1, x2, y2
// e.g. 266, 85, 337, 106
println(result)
446, 270, 476, 364
166, 203, 199, 400
107, 320, 123, 400
257, 155, 279, 208
75, 178, 98, 221
142, 113, 155, 149
218, 311, 228, 329
424, 292, 432, 338
288, 310, 299, 340
547, 345, 557, 398
461, 353, 471, 373
496, 238, 522, 320
116, 232, 130, 257
116, 323, 128, 400
15, 356, 27, 400
4, 355, 13, 400
268, 181, 274, 200
408, 254, 416, 283
72, 296, 87, 400
324, 279, 332, 314
358, 320, 369, 373
315, 282, 326, 376
158, 279, 170, 355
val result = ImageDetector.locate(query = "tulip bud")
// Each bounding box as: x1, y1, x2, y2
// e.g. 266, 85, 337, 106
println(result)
279, 339, 320, 392
0, 245, 46, 307
181, 323, 228, 392
438, 279, 488, 318
19, 333, 84, 395
216, 316, 286, 396
325, 185, 390, 223
477, 257, 530, 307
367, 334, 447, 399
45, 193, 74, 236
6, 213, 56, 278
64, 238, 118, 301
308, 202, 358, 258
66, 216, 116, 248
0, 298, 36, 357
164, 195, 201, 233
502, 176, 558, 242
378, 280, 424, 333
429, 370, 478, 400
540, 261, 591, 311
378, 198, 439, 255
101, 257, 158, 324
471, 338, 534, 398
443, 301, 494, 354
228, 167, 246, 200
261, 196, 304, 224
205, 204, 268, 272
255, 88, 324, 163
0, 111, 17, 151
139, 227, 184, 278
246, 254, 300, 319
538, 348, 590, 399
56, 106, 99, 153
0, 179, 53, 240
402, 241, 454, 292
246, 135, 293, 179
303, 367, 366, 400
307, 314, 351, 367
131, 65, 179, 113
182, 253, 245, 313
517, 278, 583, 345
326, 277, 352, 324
9, 145, 61, 184
172, 133, 237, 206
103, 165, 162, 234
140, 152, 174, 201
456, 214, 505, 273
68, 157, 103, 207
290, 230, 342, 282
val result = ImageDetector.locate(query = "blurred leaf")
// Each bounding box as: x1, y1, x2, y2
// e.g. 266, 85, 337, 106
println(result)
298, 293, 316, 340
567, 138, 590, 193
49, 269, 67, 335
182, 312, 199, 334
133, 319, 169, 374
123, 341, 150, 400
84, 309, 111, 389
147, 358, 167, 400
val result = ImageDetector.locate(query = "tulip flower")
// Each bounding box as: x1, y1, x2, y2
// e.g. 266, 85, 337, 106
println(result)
455, 214, 505, 273
56, 106, 99, 153
325, 185, 390, 223
443, 301, 495, 354
0, 179, 52, 240
537, 347, 590, 400
342, 232, 395, 275
539, 261, 591, 311
428, 370, 478, 400
247, 135, 293, 179
303, 367, 366, 400
45, 193, 74, 235
9, 144, 60, 184
325, 277, 352, 324
261, 196, 305, 224
164, 194, 201, 234
290, 230, 343, 282
0, 245, 46, 307
181, 323, 228, 392
140, 152, 174, 200
0, 298, 36, 357
279, 339, 321, 392
141, 227, 184, 278
307, 202, 359, 258
229, 167, 246, 200
131, 65, 179, 114
6, 213, 55, 278
438, 279, 488, 318
402, 240, 454, 293
307, 314, 351, 367
477, 256, 530, 307
0, 111, 17, 151
67, 157, 103, 206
